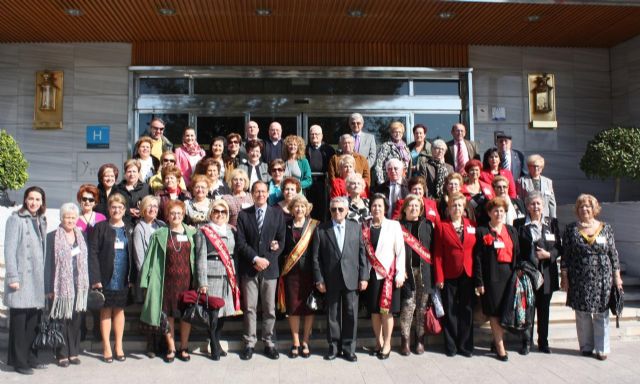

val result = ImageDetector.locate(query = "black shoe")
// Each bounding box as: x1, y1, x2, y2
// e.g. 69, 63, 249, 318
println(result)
103, 356, 114, 364
581, 351, 593, 357
176, 349, 190, 362
289, 345, 300, 359
458, 350, 473, 358
497, 353, 509, 362
57, 359, 70, 368
115, 354, 126, 362
69, 357, 81, 365
344, 353, 358, 362
300, 343, 311, 358
538, 345, 551, 354
377, 351, 390, 360
264, 346, 280, 360
240, 347, 254, 361
30, 363, 48, 370
445, 350, 456, 357
519, 344, 530, 356
324, 351, 338, 360
368, 347, 381, 356
219, 350, 228, 357
15, 367, 34, 375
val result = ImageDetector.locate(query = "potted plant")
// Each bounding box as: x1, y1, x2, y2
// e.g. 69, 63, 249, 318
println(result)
579, 126, 640, 202
0, 130, 29, 206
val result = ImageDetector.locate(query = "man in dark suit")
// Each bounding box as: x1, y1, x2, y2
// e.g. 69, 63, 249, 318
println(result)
495, 131, 528, 180
445, 123, 480, 173
235, 180, 286, 361
372, 158, 409, 218
312, 197, 369, 362
305, 124, 336, 221
262, 121, 283, 165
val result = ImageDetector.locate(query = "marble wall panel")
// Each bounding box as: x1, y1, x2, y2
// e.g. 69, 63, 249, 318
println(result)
72, 95, 129, 124
74, 43, 131, 68
468, 46, 523, 69
611, 67, 629, 97
14, 123, 75, 154
522, 47, 576, 72
472, 70, 523, 97
472, 95, 526, 125
572, 70, 611, 96
22, 151, 74, 182
547, 71, 574, 100
0, 69, 18, 96
0, 96, 18, 124
572, 49, 610, 72
523, 128, 560, 152
554, 97, 575, 126
611, 96, 631, 125
74, 67, 129, 96
17, 44, 75, 70
573, 97, 612, 126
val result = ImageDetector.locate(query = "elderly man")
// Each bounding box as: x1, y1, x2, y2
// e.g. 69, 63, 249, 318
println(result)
373, 158, 409, 218
305, 125, 336, 221
236, 181, 286, 361
141, 117, 173, 162
445, 123, 479, 173
495, 131, 528, 180
327, 134, 371, 187
349, 113, 377, 168
240, 120, 262, 156
312, 196, 369, 362
262, 121, 283, 165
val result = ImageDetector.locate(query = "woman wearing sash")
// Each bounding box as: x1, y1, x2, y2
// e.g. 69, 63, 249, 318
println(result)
278, 195, 318, 358
195, 199, 242, 360
364, 193, 406, 360
434, 192, 476, 358
398, 194, 434, 356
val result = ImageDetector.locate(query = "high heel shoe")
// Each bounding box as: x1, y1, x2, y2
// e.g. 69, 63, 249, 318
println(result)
377, 348, 391, 360
164, 350, 176, 363
299, 343, 311, 358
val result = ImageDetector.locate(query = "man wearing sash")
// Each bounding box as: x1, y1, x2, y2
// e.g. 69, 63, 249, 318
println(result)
236, 181, 286, 361
312, 197, 369, 362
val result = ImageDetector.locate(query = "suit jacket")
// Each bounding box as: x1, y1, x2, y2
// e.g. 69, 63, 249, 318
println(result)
434, 218, 477, 283
517, 175, 556, 218
354, 131, 377, 168
368, 219, 406, 281
372, 180, 409, 217
312, 219, 369, 291
473, 225, 520, 289
514, 217, 561, 294
235, 205, 286, 279
88, 220, 135, 287
445, 139, 480, 170
262, 140, 283, 165
327, 152, 371, 186
505, 149, 528, 180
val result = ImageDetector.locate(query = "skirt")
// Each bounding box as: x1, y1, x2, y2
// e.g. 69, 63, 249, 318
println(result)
206, 259, 238, 318
366, 269, 401, 314
103, 288, 129, 308
284, 263, 314, 316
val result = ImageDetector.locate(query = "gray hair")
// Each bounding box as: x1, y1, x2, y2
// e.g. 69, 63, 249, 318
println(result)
349, 113, 364, 123
345, 172, 364, 185
59, 202, 80, 219
386, 158, 405, 170
432, 139, 447, 150
525, 191, 545, 207
340, 133, 355, 144
330, 196, 349, 207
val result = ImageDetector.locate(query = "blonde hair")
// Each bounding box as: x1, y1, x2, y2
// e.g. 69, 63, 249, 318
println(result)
287, 194, 313, 215
401, 194, 424, 220
575, 194, 601, 218
283, 135, 306, 160
209, 199, 231, 222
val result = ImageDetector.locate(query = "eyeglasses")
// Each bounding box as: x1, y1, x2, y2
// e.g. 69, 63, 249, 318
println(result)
229, 140, 239, 145
81, 197, 95, 203
168, 211, 184, 217
212, 209, 228, 215
151, 126, 165, 132
272, 168, 284, 173
494, 185, 508, 190
110, 206, 125, 211
163, 158, 176, 163
330, 207, 346, 213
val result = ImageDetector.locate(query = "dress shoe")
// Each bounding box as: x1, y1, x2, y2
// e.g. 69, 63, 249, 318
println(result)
324, 351, 338, 360
519, 343, 530, 355
343, 353, 358, 362
538, 345, 551, 354
15, 367, 34, 375
400, 336, 410, 356
300, 343, 311, 358
368, 346, 381, 356
57, 359, 70, 368
30, 363, 48, 370
415, 340, 425, 355
496, 353, 509, 362
115, 354, 126, 362
596, 353, 608, 361
240, 347, 254, 361
581, 351, 593, 357
458, 350, 473, 358
377, 350, 390, 360
264, 346, 280, 360
69, 357, 81, 365
103, 356, 114, 364
445, 350, 457, 357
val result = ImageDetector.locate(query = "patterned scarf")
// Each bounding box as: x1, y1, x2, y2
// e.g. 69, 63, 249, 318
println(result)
428, 157, 448, 199
181, 140, 205, 157
51, 226, 89, 319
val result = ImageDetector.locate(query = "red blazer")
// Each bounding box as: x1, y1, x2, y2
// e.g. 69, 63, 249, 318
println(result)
329, 178, 368, 199
434, 217, 476, 284
479, 169, 516, 199
391, 197, 440, 225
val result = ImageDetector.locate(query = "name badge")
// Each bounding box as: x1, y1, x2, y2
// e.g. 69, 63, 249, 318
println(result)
596, 236, 606, 245
494, 241, 505, 249
241, 202, 252, 209
71, 246, 81, 256
544, 190, 551, 195
177, 234, 188, 242
114, 240, 125, 250
427, 209, 436, 217
545, 233, 556, 242
467, 226, 476, 234
483, 188, 492, 196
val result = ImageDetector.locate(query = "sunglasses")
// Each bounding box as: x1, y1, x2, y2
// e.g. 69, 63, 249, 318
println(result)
151, 126, 165, 132
163, 158, 176, 163
330, 207, 346, 213
212, 209, 228, 215
229, 140, 239, 145
272, 168, 284, 173
81, 197, 95, 203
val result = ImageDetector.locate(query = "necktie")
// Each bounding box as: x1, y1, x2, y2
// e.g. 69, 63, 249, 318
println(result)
256, 208, 264, 234
456, 141, 465, 172
354, 134, 361, 152
336, 224, 344, 252
501, 151, 509, 170
389, 183, 397, 217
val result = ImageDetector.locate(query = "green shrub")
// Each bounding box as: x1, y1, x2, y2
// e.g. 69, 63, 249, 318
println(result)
0, 130, 29, 190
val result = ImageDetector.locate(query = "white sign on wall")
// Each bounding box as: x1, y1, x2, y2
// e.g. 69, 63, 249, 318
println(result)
77, 152, 125, 183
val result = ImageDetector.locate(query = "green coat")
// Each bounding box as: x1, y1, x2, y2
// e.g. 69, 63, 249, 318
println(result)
140, 224, 197, 326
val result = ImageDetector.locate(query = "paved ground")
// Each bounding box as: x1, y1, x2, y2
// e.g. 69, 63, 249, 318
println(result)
1, 339, 639, 383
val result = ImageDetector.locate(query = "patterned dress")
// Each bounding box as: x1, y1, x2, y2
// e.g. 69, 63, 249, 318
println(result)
562, 222, 620, 313
185, 198, 212, 228
162, 231, 192, 318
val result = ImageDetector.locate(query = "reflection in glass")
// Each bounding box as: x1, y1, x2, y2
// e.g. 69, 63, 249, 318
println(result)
139, 78, 189, 95
413, 114, 461, 141
139, 113, 189, 146
413, 80, 460, 96
196, 116, 245, 149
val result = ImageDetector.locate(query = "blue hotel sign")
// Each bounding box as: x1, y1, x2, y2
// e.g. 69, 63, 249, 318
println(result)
86, 125, 110, 149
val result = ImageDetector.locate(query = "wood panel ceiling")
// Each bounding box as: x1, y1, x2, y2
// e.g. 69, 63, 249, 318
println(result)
1, 0, 640, 48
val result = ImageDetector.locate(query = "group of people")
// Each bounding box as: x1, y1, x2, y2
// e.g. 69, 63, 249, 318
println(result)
3, 115, 623, 374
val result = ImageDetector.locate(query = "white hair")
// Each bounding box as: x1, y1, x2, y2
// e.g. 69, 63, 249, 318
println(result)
432, 139, 447, 150
330, 196, 349, 207
386, 158, 405, 170
59, 202, 80, 219
349, 113, 364, 123
340, 133, 355, 144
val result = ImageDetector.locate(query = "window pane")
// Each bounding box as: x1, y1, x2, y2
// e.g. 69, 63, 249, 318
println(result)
363, 116, 408, 144
413, 80, 459, 96
193, 78, 409, 95
139, 78, 189, 95
196, 116, 246, 150
413, 113, 461, 141
308, 79, 409, 95
138, 113, 189, 147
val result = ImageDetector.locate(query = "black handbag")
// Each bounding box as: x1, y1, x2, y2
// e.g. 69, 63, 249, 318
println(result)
609, 285, 624, 328
139, 311, 171, 335
32, 305, 66, 350
305, 289, 325, 312
87, 289, 105, 311
181, 291, 210, 327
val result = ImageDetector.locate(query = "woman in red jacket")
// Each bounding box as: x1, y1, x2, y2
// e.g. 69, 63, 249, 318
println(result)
434, 192, 476, 357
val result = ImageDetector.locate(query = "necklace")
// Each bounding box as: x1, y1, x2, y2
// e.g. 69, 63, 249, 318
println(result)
169, 229, 183, 252
578, 220, 595, 228
371, 221, 382, 228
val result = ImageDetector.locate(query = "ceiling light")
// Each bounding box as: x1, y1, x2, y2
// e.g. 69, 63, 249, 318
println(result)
256, 8, 272, 16
158, 8, 176, 16
64, 8, 82, 17
527, 15, 541, 22
438, 11, 454, 20
348, 9, 365, 18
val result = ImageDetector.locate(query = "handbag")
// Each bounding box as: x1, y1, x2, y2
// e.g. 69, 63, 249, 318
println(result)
609, 285, 624, 328
139, 311, 170, 335
305, 289, 325, 312
87, 289, 105, 311
32, 305, 66, 350
180, 290, 210, 327
424, 303, 442, 335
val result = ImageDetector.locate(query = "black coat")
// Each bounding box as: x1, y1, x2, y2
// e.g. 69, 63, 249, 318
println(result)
88, 221, 135, 287
94, 183, 117, 218
476, 197, 525, 227
281, 217, 316, 274
235, 205, 286, 279
116, 181, 152, 226
514, 217, 562, 294
399, 218, 434, 294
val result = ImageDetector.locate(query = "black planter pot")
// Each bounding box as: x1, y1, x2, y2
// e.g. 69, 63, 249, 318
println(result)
0, 188, 14, 207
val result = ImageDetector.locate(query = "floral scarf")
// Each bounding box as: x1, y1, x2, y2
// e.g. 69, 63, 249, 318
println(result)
51, 226, 89, 319
181, 140, 205, 157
